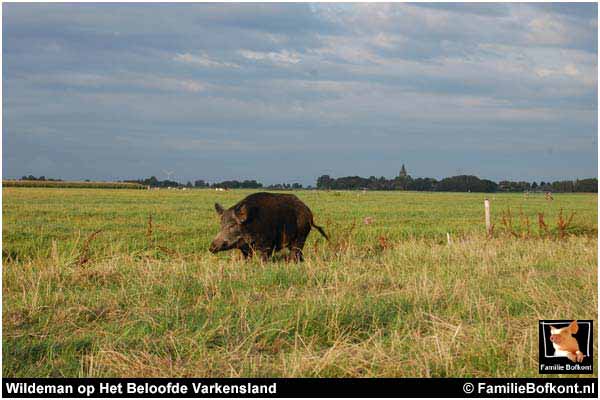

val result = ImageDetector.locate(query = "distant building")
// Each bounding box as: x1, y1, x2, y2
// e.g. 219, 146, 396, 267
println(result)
399, 164, 407, 178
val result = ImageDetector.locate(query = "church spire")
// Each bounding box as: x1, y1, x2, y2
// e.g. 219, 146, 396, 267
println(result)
399, 164, 407, 178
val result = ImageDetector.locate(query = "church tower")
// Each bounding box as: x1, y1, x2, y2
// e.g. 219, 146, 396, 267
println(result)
399, 164, 407, 178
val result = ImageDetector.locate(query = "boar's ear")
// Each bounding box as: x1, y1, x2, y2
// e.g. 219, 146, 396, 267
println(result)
215, 203, 224, 215
234, 204, 251, 224
569, 320, 579, 334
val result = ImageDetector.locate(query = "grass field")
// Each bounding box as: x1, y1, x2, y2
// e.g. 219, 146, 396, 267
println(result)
2, 188, 597, 377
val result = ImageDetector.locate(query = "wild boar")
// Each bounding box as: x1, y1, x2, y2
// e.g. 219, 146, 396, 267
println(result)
209, 192, 328, 261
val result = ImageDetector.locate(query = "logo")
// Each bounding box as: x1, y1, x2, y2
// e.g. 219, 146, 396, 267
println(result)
539, 320, 593, 374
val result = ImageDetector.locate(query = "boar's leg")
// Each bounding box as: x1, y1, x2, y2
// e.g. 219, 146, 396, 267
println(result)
288, 248, 304, 262
259, 250, 271, 262
288, 237, 307, 262
255, 245, 273, 262
239, 243, 253, 259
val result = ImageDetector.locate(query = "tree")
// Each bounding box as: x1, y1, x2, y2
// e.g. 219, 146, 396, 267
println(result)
396, 175, 411, 190
436, 175, 497, 192
408, 177, 437, 191
316, 175, 333, 190
574, 178, 597, 192
211, 179, 263, 189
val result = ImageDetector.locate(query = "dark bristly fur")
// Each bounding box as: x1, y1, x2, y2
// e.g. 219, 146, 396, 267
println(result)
210, 192, 328, 261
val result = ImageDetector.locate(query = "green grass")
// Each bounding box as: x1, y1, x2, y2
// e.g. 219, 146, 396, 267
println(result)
2, 188, 597, 377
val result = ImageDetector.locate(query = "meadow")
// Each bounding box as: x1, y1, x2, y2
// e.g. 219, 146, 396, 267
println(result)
2, 187, 597, 377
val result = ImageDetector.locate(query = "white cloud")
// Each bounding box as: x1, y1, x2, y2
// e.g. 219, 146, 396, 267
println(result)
26, 72, 206, 93
563, 63, 580, 77
309, 35, 382, 66
526, 15, 569, 46
138, 76, 205, 93
164, 138, 290, 152
238, 49, 301, 65
173, 52, 240, 68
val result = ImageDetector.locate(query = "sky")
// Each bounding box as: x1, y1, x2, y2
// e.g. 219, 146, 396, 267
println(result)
2, 2, 598, 186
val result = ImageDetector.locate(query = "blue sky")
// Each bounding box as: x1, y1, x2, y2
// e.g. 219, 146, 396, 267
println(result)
3, 3, 597, 185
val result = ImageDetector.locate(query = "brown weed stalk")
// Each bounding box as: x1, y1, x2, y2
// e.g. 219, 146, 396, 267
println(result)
538, 213, 548, 237
145, 213, 178, 257
330, 221, 356, 253
500, 208, 518, 238
77, 229, 102, 267
518, 208, 531, 239
146, 213, 153, 247
557, 209, 575, 239
378, 235, 390, 250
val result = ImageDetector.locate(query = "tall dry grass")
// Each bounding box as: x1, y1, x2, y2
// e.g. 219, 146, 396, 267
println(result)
3, 234, 596, 377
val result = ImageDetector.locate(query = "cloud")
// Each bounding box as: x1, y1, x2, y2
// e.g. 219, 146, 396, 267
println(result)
22, 72, 206, 93
526, 15, 569, 46
173, 52, 240, 68
141, 76, 205, 93
238, 49, 301, 65
411, 3, 511, 17
164, 138, 291, 152
2, 2, 597, 184
535, 64, 580, 78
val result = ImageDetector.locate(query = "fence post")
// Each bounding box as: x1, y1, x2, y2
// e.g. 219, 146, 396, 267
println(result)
484, 198, 491, 237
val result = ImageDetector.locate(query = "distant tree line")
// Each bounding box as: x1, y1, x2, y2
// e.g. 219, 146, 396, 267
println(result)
124, 176, 181, 188
316, 174, 597, 193
20, 175, 63, 182
125, 177, 312, 190
212, 180, 263, 189
210, 180, 305, 190
125, 177, 266, 189
266, 183, 304, 190
19, 172, 595, 193
316, 174, 496, 192
9, 178, 142, 189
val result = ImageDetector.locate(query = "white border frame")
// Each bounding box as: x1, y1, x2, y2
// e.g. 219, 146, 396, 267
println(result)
540, 321, 591, 358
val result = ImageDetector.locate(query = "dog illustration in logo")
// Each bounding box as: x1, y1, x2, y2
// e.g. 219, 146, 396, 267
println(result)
549, 320, 585, 362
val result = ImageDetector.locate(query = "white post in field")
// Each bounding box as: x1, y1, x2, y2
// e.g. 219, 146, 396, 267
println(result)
484, 198, 491, 237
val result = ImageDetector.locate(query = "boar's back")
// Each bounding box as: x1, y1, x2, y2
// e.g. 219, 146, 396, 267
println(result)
234, 192, 312, 249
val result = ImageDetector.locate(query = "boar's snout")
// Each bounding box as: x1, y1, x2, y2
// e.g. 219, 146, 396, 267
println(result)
210, 231, 238, 253
209, 239, 224, 253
